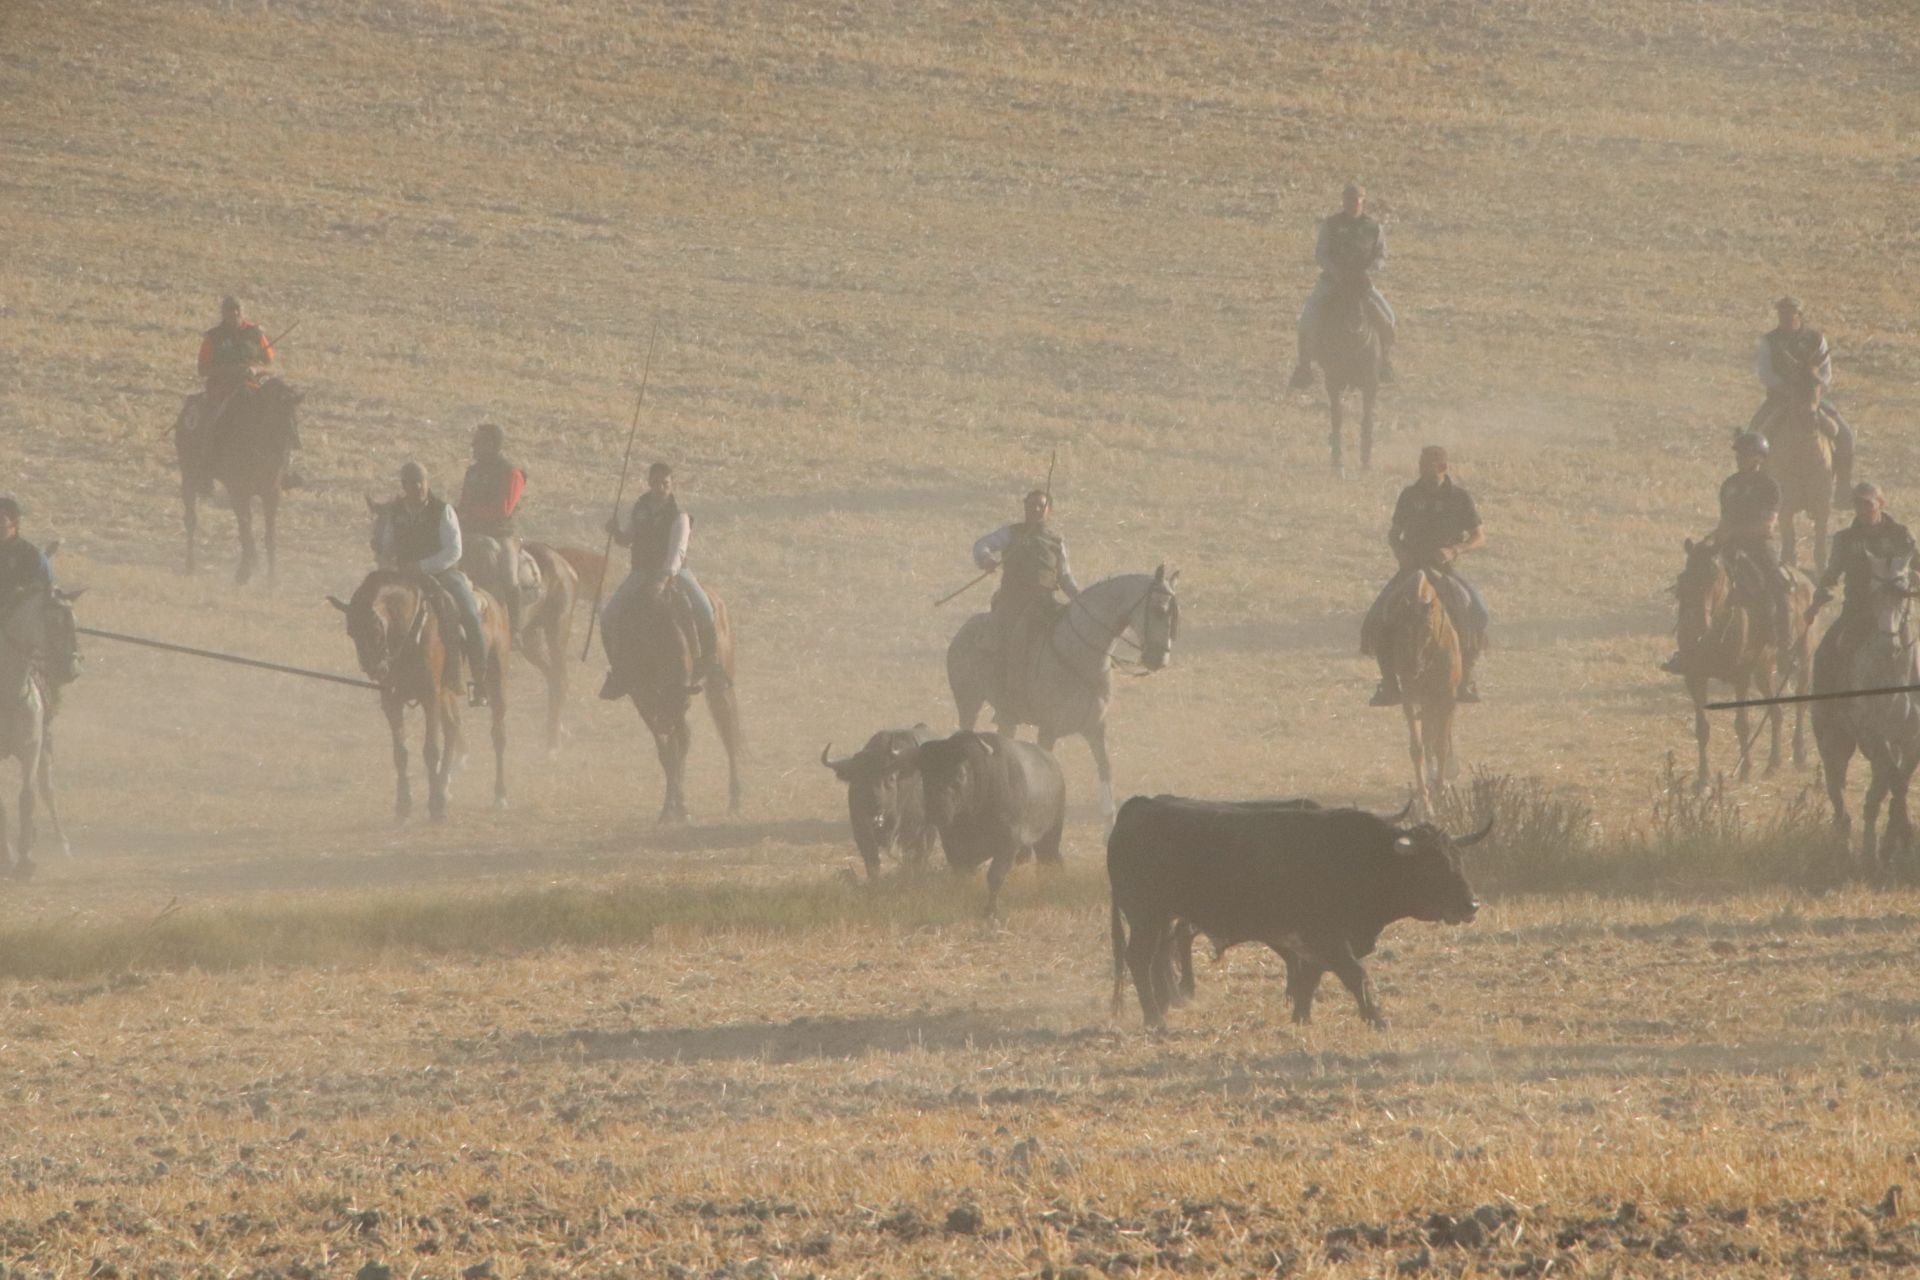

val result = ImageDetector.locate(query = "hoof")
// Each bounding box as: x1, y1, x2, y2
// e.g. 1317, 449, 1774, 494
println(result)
494, 795, 509, 811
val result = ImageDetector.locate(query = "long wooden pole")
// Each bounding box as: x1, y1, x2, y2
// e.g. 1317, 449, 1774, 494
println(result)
1708, 682, 1920, 711
77, 626, 382, 691
580, 320, 661, 661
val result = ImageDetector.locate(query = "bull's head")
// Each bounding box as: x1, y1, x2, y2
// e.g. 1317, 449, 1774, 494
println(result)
824, 732, 925, 846
914, 732, 984, 829
1389, 817, 1490, 924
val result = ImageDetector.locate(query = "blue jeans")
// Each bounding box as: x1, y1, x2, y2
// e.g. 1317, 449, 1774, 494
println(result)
603, 568, 716, 657
433, 570, 488, 677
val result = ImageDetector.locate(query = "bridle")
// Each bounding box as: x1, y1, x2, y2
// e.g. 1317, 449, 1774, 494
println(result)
1053, 577, 1179, 679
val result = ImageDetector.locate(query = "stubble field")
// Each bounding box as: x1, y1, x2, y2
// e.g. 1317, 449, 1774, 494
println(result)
3, 0, 1919, 1274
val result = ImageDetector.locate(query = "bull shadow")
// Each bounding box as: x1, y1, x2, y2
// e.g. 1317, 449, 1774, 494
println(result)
483, 1007, 1107, 1066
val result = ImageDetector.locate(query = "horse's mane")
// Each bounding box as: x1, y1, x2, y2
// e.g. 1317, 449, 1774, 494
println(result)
347, 568, 419, 613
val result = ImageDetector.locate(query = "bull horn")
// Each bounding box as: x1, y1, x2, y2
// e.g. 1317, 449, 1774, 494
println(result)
1452, 817, 1497, 847
820, 743, 854, 771
1383, 794, 1415, 824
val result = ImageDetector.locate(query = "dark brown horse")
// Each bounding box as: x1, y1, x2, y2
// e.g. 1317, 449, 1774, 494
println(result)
330, 570, 510, 821
173, 378, 303, 583
1297, 276, 1384, 474
605, 584, 742, 823
1672, 538, 1812, 791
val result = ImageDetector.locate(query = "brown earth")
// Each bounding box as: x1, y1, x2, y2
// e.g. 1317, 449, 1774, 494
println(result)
2, 0, 1918, 1273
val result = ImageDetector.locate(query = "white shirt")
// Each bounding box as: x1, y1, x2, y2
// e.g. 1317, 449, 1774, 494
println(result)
617, 501, 691, 577
380, 499, 463, 576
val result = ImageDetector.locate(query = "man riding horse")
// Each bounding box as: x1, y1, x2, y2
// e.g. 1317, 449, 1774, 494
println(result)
378, 462, 492, 707
1364, 446, 1487, 705
1806, 482, 1918, 697
185, 295, 299, 488
599, 461, 720, 700
1752, 296, 1852, 501
1288, 181, 1396, 391
972, 489, 1081, 725
1663, 432, 1796, 676
456, 422, 532, 642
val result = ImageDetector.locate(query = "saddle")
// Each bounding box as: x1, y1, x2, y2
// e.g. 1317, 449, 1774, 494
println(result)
410, 575, 472, 689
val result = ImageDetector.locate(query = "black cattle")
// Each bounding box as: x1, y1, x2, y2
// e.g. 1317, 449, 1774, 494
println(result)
915, 730, 1066, 915
1108, 794, 1487, 1029
819, 725, 939, 881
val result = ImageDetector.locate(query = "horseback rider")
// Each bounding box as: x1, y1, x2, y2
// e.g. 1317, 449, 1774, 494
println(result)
1364, 445, 1487, 705
456, 422, 530, 640
1751, 296, 1852, 499
1288, 181, 1396, 390
599, 462, 720, 700
0, 497, 54, 598
1661, 432, 1795, 675
189, 295, 300, 487
377, 462, 491, 707
1805, 481, 1919, 692
972, 488, 1081, 722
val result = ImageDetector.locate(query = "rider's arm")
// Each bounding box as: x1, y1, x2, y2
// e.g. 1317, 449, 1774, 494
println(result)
1451, 525, 1486, 558
1368, 222, 1386, 273
255, 331, 276, 369
198, 335, 216, 379
1807, 334, 1833, 389
417, 505, 463, 576
973, 525, 1012, 570
1057, 544, 1082, 599
661, 512, 690, 580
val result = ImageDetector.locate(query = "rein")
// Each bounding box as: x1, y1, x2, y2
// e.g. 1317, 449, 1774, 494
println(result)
1052, 582, 1168, 680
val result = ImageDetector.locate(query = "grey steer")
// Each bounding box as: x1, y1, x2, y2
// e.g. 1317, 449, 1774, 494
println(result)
820, 724, 939, 881
914, 730, 1067, 916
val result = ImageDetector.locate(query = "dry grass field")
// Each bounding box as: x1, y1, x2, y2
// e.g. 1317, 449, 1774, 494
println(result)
3, 0, 1919, 1273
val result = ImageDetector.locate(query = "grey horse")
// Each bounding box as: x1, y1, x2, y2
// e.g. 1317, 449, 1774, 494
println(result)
947, 566, 1179, 824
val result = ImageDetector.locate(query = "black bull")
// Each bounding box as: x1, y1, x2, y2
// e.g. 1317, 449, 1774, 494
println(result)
820, 725, 939, 881
1108, 794, 1489, 1029
915, 730, 1066, 915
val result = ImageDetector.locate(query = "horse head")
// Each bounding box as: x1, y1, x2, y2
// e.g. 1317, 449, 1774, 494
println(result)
365, 496, 401, 570
1865, 550, 1919, 637
329, 572, 416, 686
1674, 537, 1729, 649
1137, 565, 1181, 671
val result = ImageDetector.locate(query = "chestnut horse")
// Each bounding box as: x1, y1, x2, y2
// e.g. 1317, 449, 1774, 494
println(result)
173, 378, 303, 583
329, 570, 510, 821
1377, 570, 1463, 816
1672, 538, 1811, 791
0, 583, 81, 877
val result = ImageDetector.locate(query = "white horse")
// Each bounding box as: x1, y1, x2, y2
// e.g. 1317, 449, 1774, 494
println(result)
0, 584, 82, 877
947, 566, 1180, 823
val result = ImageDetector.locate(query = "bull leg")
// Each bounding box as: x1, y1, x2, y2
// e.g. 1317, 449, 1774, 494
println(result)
1327, 946, 1387, 1029
36, 727, 70, 857
983, 850, 1013, 917
1285, 957, 1325, 1025
386, 697, 412, 821
233, 493, 257, 586
1125, 914, 1171, 1028
1168, 923, 1197, 1008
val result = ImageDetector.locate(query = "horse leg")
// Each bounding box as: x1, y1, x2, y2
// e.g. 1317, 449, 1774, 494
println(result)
424, 700, 448, 822
1404, 707, 1429, 817
1734, 703, 1753, 782
262, 489, 279, 585
1438, 703, 1459, 784
0, 771, 11, 877
1077, 722, 1117, 827
233, 493, 256, 586
705, 678, 745, 817
1688, 676, 1711, 792
1359, 377, 1377, 471
651, 722, 689, 824
13, 758, 36, 879
1780, 512, 1798, 569
1814, 511, 1829, 579
1862, 766, 1888, 881
491, 654, 508, 811
1327, 384, 1345, 475
385, 697, 411, 821
36, 726, 70, 856
181, 478, 198, 576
